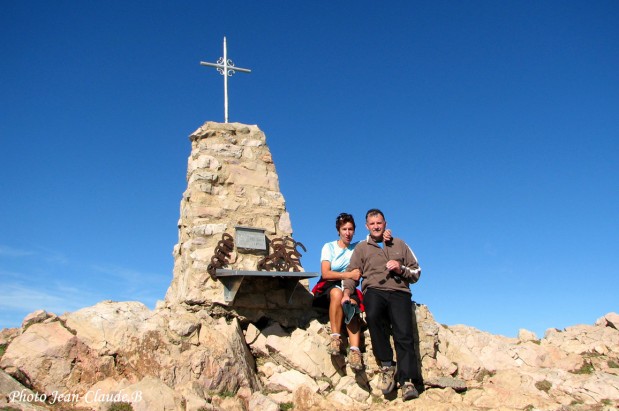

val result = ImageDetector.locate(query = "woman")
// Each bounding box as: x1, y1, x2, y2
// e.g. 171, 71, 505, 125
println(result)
312, 212, 391, 371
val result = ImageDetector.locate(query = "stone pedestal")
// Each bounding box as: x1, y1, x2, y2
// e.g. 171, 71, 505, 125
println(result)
164, 122, 314, 325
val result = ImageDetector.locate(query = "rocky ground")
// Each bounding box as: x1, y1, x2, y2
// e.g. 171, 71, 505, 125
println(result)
1, 301, 618, 411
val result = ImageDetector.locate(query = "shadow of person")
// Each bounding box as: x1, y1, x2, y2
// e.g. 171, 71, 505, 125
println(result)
330, 354, 348, 376
382, 384, 398, 400
353, 369, 372, 392
411, 302, 425, 393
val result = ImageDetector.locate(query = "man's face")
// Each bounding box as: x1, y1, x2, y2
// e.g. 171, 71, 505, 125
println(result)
366, 214, 386, 241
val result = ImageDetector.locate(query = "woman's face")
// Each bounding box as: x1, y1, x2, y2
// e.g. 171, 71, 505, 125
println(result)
338, 221, 355, 245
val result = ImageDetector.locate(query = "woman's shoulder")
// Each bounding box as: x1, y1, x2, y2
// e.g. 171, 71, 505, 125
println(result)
321, 240, 338, 254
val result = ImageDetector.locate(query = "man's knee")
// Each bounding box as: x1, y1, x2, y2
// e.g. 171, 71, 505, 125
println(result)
365, 307, 383, 326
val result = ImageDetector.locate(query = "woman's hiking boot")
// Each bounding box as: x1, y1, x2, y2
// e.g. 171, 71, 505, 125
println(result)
328, 335, 342, 356
347, 349, 364, 371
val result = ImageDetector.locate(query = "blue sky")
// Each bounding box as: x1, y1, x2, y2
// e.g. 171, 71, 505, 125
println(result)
1, 1, 617, 337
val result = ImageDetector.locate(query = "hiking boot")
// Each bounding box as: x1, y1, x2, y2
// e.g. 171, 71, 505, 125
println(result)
347, 349, 364, 371
328, 335, 342, 356
376, 365, 396, 394
401, 381, 419, 401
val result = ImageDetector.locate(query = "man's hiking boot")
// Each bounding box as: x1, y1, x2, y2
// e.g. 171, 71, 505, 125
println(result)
401, 381, 419, 401
347, 349, 364, 371
376, 365, 396, 394
328, 335, 342, 356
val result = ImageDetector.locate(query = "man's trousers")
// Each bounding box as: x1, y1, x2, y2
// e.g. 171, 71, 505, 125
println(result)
364, 288, 417, 385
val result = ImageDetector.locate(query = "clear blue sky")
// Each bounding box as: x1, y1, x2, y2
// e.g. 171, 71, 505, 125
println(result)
1, 1, 617, 337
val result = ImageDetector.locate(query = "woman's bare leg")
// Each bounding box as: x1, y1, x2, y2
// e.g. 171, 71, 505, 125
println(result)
329, 287, 344, 334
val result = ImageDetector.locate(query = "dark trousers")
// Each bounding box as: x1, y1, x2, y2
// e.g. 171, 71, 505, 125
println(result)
364, 288, 416, 385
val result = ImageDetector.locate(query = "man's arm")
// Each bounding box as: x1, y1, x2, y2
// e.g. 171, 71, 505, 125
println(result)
399, 242, 421, 283
321, 261, 361, 281
341, 245, 363, 303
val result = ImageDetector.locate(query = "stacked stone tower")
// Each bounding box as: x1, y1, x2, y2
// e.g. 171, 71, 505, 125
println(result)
164, 122, 314, 325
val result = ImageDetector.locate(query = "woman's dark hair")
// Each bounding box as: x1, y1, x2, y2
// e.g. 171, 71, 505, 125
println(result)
336, 212, 355, 231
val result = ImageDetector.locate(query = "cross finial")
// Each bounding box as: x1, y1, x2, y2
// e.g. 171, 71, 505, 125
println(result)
200, 37, 252, 123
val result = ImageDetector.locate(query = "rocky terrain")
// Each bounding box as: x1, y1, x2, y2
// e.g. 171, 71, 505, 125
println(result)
1, 122, 617, 410
0, 304, 617, 410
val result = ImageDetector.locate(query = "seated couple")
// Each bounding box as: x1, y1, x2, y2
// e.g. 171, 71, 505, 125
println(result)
312, 210, 422, 402
311, 212, 392, 371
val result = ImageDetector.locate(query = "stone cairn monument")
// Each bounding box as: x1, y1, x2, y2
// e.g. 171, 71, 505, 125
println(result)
163, 121, 316, 327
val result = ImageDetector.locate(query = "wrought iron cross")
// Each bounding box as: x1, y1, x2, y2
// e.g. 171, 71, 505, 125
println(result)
200, 37, 251, 123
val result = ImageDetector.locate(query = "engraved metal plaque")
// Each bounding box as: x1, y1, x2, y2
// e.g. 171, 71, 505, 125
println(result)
235, 226, 267, 251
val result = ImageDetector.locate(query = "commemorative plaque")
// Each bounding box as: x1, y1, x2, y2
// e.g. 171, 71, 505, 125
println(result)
234, 226, 267, 252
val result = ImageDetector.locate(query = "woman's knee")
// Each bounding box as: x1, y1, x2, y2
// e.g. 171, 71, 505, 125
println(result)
329, 287, 343, 302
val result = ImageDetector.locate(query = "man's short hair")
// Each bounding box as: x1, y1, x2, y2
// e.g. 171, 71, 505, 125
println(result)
365, 208, 385, 221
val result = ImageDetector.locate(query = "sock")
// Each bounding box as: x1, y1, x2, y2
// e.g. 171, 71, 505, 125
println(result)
381, 361, 393, 367
331, 333, 341, 338
350, 346, 360, 351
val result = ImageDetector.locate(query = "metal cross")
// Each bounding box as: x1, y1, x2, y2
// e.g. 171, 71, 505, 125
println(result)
200, 37, 251, 123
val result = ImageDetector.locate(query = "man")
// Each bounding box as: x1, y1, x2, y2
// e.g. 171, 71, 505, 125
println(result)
341, 208, 421, 401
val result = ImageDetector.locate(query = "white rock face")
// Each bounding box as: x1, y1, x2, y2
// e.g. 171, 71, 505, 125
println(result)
65, 301, 162, 355
0, 320, 106, 395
